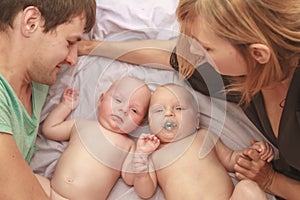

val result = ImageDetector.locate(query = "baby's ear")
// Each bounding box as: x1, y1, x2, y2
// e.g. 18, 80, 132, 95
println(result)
196, 112, 201, 130
97, 93, 104, 106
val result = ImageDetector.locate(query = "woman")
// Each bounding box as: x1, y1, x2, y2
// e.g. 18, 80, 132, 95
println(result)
78, 0, 300, 199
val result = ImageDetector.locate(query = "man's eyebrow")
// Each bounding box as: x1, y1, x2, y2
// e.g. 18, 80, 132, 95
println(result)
69, 35, 82, 42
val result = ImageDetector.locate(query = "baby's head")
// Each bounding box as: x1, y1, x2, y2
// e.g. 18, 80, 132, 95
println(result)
148, 83, 200, 143
97, 76, 151, 134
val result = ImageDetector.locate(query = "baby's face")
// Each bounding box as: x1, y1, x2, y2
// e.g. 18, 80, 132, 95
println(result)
148, 85, 199, 143
97, 78, 151, 134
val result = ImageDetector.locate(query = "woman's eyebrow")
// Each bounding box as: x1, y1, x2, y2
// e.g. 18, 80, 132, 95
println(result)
191, 35, 210, 47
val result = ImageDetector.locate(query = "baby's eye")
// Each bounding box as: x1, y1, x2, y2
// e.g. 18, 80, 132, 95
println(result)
130, 108, 138, 114
155, 108, 164, 113
113, 97, 122, 103
150, 105, 164, 114
175, 106, 183, 111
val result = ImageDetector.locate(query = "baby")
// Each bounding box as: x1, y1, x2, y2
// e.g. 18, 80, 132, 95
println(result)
125, 83, 273, 200
37, 76, 151, 200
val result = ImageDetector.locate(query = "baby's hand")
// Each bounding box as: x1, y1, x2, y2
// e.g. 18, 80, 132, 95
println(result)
136, 133, 160, 154
61, 88, 80, 110
250, 140, 274, 162
133, 134, 159, 173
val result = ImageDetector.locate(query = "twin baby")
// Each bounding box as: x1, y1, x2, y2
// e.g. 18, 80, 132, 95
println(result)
37, 76, 273, 200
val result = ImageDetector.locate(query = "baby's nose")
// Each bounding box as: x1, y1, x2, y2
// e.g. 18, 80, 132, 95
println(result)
164, 108, 174, 117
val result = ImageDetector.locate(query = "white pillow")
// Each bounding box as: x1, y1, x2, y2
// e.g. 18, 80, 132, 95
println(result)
87, 0, 180, 41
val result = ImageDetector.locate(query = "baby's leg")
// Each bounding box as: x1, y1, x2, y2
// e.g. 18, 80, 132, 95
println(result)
230, 179, 267, 200
35, 174, 51, 197
35, 174, 68, 200
50, 188, 69, 200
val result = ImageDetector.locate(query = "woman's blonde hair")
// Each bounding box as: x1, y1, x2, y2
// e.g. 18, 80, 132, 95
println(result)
176, 0, 300, 104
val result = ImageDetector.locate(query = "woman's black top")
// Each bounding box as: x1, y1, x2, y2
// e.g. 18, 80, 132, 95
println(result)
170, 48, 300, 182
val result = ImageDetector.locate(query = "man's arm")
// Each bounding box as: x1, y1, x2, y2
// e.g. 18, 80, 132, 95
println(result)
0, 133, 49, 199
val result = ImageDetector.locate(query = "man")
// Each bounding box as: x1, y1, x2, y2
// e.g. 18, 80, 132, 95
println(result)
0, 1, 96, 199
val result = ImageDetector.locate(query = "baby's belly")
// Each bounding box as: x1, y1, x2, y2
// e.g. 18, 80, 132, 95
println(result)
157, 152, 234, 200
51, 143, 120, 200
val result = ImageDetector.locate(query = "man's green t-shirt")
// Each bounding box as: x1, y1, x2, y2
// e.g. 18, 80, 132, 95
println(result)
0, 75, 48, 163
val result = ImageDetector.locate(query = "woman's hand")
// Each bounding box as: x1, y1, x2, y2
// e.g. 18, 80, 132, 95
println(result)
234, 148, 275, 191
249, 140, 274, 162
78, 40, 101, 56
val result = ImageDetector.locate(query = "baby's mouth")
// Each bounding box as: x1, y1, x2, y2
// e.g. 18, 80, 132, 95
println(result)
163, 121, 176, 131
112, 115, 123, 123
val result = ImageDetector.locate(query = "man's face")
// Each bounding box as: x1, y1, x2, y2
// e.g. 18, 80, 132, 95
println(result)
29, 15, 86, 85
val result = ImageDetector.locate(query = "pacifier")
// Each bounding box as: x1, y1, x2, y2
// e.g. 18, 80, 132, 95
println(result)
163, 121, 176, 131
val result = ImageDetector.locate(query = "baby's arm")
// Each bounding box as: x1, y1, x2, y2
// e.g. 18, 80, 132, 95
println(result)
214, 139, 242, 172
248, 140, 274, 162
121, 142, 136, 186
42, 88, 79, 141
133, 133, 160, 199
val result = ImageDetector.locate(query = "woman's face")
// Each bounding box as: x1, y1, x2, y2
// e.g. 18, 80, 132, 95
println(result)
190, 16, 248, 76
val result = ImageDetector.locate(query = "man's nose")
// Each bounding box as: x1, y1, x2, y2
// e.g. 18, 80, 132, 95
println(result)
65, 45, 78, 66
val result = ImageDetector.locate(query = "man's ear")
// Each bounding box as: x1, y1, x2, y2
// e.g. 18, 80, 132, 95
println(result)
21, 6, 42, 37
249, 43, 271, 64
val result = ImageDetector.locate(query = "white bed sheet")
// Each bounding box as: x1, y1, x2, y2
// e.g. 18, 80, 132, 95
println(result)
30, 1, 277, 199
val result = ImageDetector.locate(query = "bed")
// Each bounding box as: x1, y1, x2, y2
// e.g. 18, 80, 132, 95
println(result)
30, 1, 277, 199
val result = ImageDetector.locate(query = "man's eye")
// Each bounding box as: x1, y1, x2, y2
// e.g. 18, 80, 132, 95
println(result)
67, 40, 75, 47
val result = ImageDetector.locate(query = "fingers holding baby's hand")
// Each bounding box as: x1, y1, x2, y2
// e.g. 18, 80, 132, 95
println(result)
250, 140, 274, 162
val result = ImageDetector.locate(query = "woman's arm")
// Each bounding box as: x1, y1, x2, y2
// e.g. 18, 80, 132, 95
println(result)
78, 39, 177, 70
